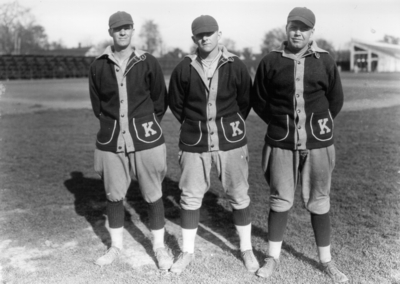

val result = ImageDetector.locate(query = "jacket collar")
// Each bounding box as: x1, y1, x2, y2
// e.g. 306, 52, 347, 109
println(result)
185, 45, 237, 62
96, 46, 147, 76
273, 41, 328, 59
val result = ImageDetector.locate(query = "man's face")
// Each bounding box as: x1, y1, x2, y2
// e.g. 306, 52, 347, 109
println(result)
192, 31, 221, 54
286, 21, 314, 53
109, 24, 134, 49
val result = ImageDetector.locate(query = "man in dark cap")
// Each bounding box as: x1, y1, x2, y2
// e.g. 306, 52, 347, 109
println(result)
168, 15, 258, 275
252, 7, 348, 282
88, 11, 172, 270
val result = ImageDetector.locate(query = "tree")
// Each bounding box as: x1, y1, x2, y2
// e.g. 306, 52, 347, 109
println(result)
383, 35, 399, 45
0, 1, 48, 54
315, 38, 337, 60
139, 20, 163, 56
221, 38, 237, 53
260, 26, 286, 55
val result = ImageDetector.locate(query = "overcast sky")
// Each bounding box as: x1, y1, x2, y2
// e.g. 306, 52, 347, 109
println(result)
5, 0, 400, 53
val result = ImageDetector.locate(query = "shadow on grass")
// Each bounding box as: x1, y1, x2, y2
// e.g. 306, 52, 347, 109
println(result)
64, 171, 321, 271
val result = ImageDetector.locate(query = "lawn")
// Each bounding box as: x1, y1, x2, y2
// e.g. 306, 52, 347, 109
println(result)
0, 72, 399, 284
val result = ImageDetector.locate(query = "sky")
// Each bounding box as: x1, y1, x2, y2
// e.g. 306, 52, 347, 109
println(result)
4, 0, 400, 53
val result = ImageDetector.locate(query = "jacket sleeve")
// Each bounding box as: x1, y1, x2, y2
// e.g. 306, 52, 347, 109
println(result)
251, 58, 270, 124
168, 62, 186, 124
236, 60, 252, 119
149, 56, 168, 121
326, 60, 344, 119
89, 64, 101, 119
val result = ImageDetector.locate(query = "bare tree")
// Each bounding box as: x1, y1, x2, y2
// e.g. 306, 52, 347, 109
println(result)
260, 26, 286, 55
0, 1, 48, 54
139, 20, 163, 56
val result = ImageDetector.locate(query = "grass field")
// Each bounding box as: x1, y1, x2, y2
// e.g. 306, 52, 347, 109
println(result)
0, 72, 399, 283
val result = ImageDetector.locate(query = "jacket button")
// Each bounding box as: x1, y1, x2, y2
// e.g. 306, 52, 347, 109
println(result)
211, 145, 214, 148
122, 130, 126, 134
118, 146, 122, 149
121, 114, 124, 117
297, 109, 301, 113
209, 118, 212, 121
297, 143, 301, 146
297, 61, 301, 64
120, 100, 124, 103
296, 94, 300, 97
121, 83, 123, 86
208, 103, 212, 106
116, 69, 120, 72
298, 126, 301, 129
211, 132, 214, 135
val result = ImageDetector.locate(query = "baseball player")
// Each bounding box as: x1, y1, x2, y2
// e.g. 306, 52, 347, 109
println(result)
168, 15, 259, 275
252, 7, 348, 282
88, 11, 172, 270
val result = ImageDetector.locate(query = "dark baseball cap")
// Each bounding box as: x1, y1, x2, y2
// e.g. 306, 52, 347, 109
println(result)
109, 11, 133, 29
191, 15, 219, 35
287, 7, 315, 28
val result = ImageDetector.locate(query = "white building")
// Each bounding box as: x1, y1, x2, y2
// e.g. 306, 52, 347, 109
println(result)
350, 39, 400, 72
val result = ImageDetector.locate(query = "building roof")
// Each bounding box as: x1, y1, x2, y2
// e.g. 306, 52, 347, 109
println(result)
352, 39, 400, 59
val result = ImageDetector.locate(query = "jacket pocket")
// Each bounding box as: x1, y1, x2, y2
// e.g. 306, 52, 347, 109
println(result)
220, 113, 246, 143
180, 118, 203, 146
266, 114, 289, 141
310, 111, 334, 141
132, 113, 163, 143
97, 114, 118, 145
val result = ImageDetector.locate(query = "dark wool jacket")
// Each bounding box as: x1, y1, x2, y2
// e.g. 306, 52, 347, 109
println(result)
168, 46, 252, 153
252, 41, 344, 150
89, 47, 167, 152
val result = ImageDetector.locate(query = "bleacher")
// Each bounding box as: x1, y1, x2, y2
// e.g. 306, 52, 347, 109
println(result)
0, 55, 95, 80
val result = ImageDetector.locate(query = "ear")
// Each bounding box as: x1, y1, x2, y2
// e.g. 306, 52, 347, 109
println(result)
191, 35, 197, 45
310, 28, 315, 39
217, 31, 222, 41
108, 28, 113, 37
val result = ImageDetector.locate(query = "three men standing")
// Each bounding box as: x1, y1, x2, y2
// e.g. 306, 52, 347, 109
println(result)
88, 8, 348, 283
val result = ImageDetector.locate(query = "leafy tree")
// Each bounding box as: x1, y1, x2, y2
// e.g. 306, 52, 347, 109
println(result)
260, 26, 286, 55
241, 47, 253, 60
0, 1, 48, 54
139, 20, 163, 55
315, 38, 337, 60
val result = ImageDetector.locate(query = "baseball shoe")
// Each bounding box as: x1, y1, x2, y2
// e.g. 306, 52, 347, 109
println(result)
321, 260, 349, 283
241, 250, 260, 272
256, 255, 280, 278
95, 246, 121, 266
154, 247, 173, 270
170, 252, 194, 275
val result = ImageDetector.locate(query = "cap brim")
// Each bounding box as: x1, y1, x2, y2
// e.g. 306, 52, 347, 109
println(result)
192, 26, 218, 35
110, 20, 133, 29
287, 16, 314, 28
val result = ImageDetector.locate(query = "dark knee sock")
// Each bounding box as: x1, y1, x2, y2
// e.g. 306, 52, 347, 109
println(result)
106, 200, 125, 228
268, 209, 289, 242
232, 205, 251, 226
181, 208, 200, 230
148, 198, 165, 230
311, 212, 331, 247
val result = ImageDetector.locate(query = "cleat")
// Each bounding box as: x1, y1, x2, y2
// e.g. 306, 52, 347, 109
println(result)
256, 255, 279, 278
170, 252, 194, 275
154, 247, 173, 270
241, 250, 260, 272
321, 260, 349, 283
95, 246, 121, 266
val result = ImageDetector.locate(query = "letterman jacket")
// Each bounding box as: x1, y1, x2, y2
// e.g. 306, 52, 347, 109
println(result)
168, 46, 252, 153
252, 41, 344, 150
89, 46, 167, 153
